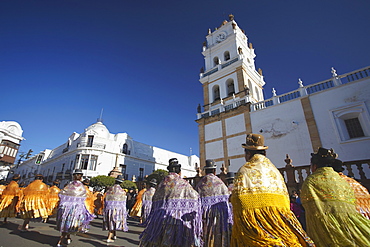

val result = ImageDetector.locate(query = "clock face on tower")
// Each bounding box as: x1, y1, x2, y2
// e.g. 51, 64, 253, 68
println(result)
216, 33, 226, 42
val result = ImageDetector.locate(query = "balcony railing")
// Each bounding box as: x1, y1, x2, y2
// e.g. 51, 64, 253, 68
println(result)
198, 66, 370, 118
77, 142, 106, 149
184, 159, 370, 192
201, 56, 240, 78
249, 66, 370, 112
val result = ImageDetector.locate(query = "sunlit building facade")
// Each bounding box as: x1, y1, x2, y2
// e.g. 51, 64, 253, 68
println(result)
14, 121, 199, 185
0, 121, 24, 179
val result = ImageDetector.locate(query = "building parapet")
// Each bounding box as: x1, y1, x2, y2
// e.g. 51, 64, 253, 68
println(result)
197, 66, 370, 119
250, 66, 370, 112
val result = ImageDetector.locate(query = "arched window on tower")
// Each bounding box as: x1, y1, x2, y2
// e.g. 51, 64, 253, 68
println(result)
213, 85, 220, 102
255, 86, 260, 101
248, 80, 253, 97
122, 143, 128, 154
224, 51, 230, 61
213, 56, 220, 67
226, 79, 235, 96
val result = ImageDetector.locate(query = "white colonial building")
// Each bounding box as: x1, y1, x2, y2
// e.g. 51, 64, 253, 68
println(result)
13, 121, 199, 185
0, 121, 24, 179
196, 15, 370, 173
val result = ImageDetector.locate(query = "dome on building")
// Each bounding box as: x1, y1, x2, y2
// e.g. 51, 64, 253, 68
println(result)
0, 121, 23, 138
84, 121, 110, 138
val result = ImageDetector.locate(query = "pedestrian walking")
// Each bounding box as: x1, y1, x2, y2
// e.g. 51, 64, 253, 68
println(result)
56, 169, 95, 247
139, 158, 202, 247
103, 175, 128, 243
141, 178, 157, 224
301, 148, 370, 246
129, 185, 146, 223
46, 179, 61, 221
196, 159, 233, 247
18, 174, 49, 231
231, 133, 314, 246
0, 174, 21, 224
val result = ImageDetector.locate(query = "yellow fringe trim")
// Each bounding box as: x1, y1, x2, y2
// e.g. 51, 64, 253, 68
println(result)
231, 193, 306, 247
233, 193, 290, 209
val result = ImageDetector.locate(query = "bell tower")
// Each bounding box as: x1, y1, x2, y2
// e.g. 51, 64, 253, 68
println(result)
196, 15, 266, 172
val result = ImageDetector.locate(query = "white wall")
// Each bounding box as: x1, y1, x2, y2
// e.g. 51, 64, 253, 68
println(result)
310, 78, 370, 161
205, 140, 224, 160
205, 122, 222, 141
250, 99, 312, 167
225, 114, 245, 136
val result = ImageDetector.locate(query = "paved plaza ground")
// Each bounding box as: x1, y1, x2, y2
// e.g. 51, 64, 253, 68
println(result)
0, 216, 143, 247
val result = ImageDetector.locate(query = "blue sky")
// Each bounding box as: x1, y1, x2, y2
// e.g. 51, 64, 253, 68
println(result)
1, 0, 369, 158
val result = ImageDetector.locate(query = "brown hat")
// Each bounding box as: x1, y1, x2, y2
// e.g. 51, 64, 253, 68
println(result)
242, 133, 268, 150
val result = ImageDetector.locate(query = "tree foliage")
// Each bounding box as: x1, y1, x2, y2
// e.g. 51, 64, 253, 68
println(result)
120, 180, 137, 190
90, 175, 115, 190
146, 169, 168, 184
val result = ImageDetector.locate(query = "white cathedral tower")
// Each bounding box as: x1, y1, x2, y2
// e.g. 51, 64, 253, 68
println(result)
199, 14, 266, 111
196, 14, 265, 171
196, 15, 370, 175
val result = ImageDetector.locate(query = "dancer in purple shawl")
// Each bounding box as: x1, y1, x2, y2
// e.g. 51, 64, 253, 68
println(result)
196, 159, 233, 247
103, 175, 128, 243
139, 158, 202, 247
56, 169, 95, 247
141, 178, 157, 224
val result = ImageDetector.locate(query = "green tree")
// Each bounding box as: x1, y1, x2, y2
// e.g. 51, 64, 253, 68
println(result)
90, 175, 115, 190
120, 180, 137, 190
146, 169, 168, 184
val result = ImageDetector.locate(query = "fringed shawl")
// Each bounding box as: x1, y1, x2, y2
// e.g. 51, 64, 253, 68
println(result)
196, 173, 233, 247
48, 185, 61, 216
231, 154, 314, 247
130, 188, 146, 217
84, 185, 95, 214
103, 184, 128, 231
56, 180, 95, 233
139, 172, 202, 247
339, 172, 370, 220
301, 167, 370, 247
19, 180, 49, 218
0, 181, 22, 218
141, 187, 156, 223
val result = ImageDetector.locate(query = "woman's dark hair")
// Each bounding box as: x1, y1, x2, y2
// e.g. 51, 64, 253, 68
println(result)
168, 166, 181, 174
331, 159, 344, 172
245, 149, 266, 157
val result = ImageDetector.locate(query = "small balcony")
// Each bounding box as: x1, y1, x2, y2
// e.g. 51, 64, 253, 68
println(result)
77, 142, 106, 149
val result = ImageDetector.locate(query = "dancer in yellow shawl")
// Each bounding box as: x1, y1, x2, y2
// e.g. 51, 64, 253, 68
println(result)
301, 148, 370, 246
231, 133, 314, 247
82, 179, 95, 215
19, 174, 49, 231
47, 179, 61, 219
0, 174, 22, 224
129, 186, 146, 222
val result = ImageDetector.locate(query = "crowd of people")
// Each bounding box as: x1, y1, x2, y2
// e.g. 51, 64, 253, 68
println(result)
0, 133, 369, 247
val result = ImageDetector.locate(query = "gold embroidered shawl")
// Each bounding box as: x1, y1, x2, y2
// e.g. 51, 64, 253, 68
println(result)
301, 167, 370, 247
231, 154, 314, 247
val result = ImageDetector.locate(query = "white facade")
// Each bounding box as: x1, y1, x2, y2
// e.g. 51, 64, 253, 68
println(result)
197, 16, 370, 175
0, 121, 24, 179
13, 121, 199, 185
